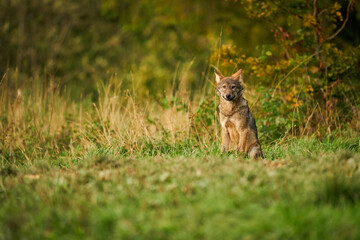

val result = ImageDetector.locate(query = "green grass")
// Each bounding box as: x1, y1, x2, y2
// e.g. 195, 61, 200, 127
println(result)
1, 138, 360, 239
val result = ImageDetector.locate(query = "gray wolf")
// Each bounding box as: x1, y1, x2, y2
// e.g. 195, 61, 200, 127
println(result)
215, 68, 264, 159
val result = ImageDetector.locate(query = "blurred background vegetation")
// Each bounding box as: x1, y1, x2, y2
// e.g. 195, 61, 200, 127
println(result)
0, 0, 278, 99
3, 0, 357, 98
1, 0, 360, 162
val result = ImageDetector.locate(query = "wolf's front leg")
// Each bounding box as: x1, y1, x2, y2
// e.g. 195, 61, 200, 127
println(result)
237, 129, 248, 154
221, 127, 230, 153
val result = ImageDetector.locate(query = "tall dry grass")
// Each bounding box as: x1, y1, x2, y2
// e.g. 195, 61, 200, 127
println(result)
0, 67, 214, 165
1, 70, 80, 165
1, 66, 359, 165
81, 65, 214, 154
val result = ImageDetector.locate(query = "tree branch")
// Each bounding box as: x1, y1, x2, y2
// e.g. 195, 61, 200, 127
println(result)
327, 0, 355, 41
269, 0, 304, 19
313, 0, 320, 59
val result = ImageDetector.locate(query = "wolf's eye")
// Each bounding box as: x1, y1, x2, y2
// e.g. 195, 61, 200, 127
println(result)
222, 85, 226, 89
231, 85, 236, 89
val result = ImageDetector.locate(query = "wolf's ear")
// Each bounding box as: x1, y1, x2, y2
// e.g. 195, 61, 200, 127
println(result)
214, 69, 224, 83
232, 69, 243, 82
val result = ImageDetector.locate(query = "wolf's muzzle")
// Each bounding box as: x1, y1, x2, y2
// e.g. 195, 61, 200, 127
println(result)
223, 94, 235, 101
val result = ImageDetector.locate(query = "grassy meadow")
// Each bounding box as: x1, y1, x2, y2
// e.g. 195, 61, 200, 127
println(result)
1, 0, 360, 239
2, 142, 360, 239
1, 71, 360, 240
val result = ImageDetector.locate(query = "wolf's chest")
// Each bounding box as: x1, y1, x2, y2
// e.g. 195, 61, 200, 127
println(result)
220, 115, 236, 128
220, 116, 240, 146
220, 114, 247, 130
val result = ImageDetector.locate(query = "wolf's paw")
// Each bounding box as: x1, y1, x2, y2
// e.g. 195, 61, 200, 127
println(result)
248, 146, 264, 159
221, 146, 229, 153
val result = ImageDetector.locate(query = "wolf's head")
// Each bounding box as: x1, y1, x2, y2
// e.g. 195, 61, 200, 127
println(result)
215, 69, 244, 101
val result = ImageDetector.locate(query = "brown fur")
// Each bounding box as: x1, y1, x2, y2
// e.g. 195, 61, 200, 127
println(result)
215, 69, 264, 159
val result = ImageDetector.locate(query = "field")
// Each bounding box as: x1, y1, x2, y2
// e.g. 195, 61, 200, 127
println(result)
1, 74, 360, 240
1, 138, 360, 239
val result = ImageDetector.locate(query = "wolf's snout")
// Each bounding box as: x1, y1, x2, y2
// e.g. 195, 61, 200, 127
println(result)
224, 94, 235, 100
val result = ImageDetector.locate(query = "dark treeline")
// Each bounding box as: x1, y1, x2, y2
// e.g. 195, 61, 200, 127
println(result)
0, 0, 265, 97
0, 0, 359, 102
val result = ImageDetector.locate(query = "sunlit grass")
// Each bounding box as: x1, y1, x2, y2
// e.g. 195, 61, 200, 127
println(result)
1, 143, 360, 239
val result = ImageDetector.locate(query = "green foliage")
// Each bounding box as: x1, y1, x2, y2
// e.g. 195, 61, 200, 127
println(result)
192, 95, 219, 141
256, 87, 291, 143
211, 0, 360, 138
